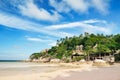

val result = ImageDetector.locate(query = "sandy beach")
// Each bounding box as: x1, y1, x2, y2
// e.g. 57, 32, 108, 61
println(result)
0, 62, 120, 80
54, 63, 120, 80
0, 62, 94, 80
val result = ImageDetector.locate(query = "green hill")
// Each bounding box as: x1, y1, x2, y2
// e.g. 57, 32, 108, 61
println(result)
30, 33, 120, 62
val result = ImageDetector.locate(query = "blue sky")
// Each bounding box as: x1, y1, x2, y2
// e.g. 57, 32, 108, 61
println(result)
0, 0, 120, 60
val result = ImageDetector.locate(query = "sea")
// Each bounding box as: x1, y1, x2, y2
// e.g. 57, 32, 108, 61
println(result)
0, 60, 21, 62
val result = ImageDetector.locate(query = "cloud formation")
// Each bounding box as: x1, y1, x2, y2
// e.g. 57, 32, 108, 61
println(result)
0, 13, 73, 37
64, 0, 89, 13
45, 19, 113, 34
0, 0, 114, 37
27, 37, 44, 42
0, 11, 115, 39
50, 0, 110, 14
26, 36, 57, 46
49, 0, 70, 13
48, 42, 56, 46
0, 0, 110, 23
91, 0, 109, 14
19, 0, 61, 22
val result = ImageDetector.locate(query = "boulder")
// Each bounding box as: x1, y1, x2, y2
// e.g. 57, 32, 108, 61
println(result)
50, 59, 61, 63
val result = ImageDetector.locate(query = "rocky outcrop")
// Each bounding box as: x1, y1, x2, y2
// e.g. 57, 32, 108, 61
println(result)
50, 58, 61, 63
39, 57, 51, 63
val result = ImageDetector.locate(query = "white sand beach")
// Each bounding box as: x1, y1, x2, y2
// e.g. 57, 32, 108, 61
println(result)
53, 63, 120, 80
0, 62, 120, 80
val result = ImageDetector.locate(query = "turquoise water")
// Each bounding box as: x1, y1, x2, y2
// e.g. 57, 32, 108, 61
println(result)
0, 60, 21, 62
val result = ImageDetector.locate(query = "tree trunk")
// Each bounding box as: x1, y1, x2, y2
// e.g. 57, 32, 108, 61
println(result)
87, 52, 90, 61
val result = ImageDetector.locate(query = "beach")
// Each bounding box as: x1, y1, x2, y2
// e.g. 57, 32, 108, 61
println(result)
0, 62, 120, 80
54, 63, 120, 80
0, 62, 60, 80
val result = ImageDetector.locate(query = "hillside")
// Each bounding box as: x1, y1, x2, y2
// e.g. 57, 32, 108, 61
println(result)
29, 33, 120, 62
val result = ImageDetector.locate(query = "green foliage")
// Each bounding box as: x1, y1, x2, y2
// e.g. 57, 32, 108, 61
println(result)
115, 53, 120, 61
30, 33, 120, 61
113, 34, 120, 49
65, 59, 70, 63
30, 53, 40, 60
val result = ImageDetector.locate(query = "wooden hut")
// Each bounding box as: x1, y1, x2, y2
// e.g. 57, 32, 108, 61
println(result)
71, 45, 84, 61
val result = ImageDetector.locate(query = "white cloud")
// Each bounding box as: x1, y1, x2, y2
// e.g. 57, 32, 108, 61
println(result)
0, 13, 73, 37
26, 36, 57, 46
91, 0, 109, 14
49, 0, 70, 13
64, 0, 89, 13
0, 11, 115, 36
0, 3, 114, 39
27, 37, 43, 42
26, 36, 55, 42
0, 13, 35, 30
45, 19, 106, 30
82, 19, 107, 24
45, 19, 114, 34
19, 0, 61, 22
50, 0, 89, 13
79, 22, 111, 34
49, 0, 110, 14
48, 42, 56, 46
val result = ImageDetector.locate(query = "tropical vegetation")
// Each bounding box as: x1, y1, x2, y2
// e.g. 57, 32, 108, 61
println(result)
30, 33, 120, 62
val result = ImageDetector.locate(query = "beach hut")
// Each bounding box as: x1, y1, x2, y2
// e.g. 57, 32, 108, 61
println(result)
71, 45, 84, 61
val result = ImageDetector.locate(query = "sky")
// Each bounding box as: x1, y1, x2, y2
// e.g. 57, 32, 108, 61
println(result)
0, 0, 120, 60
